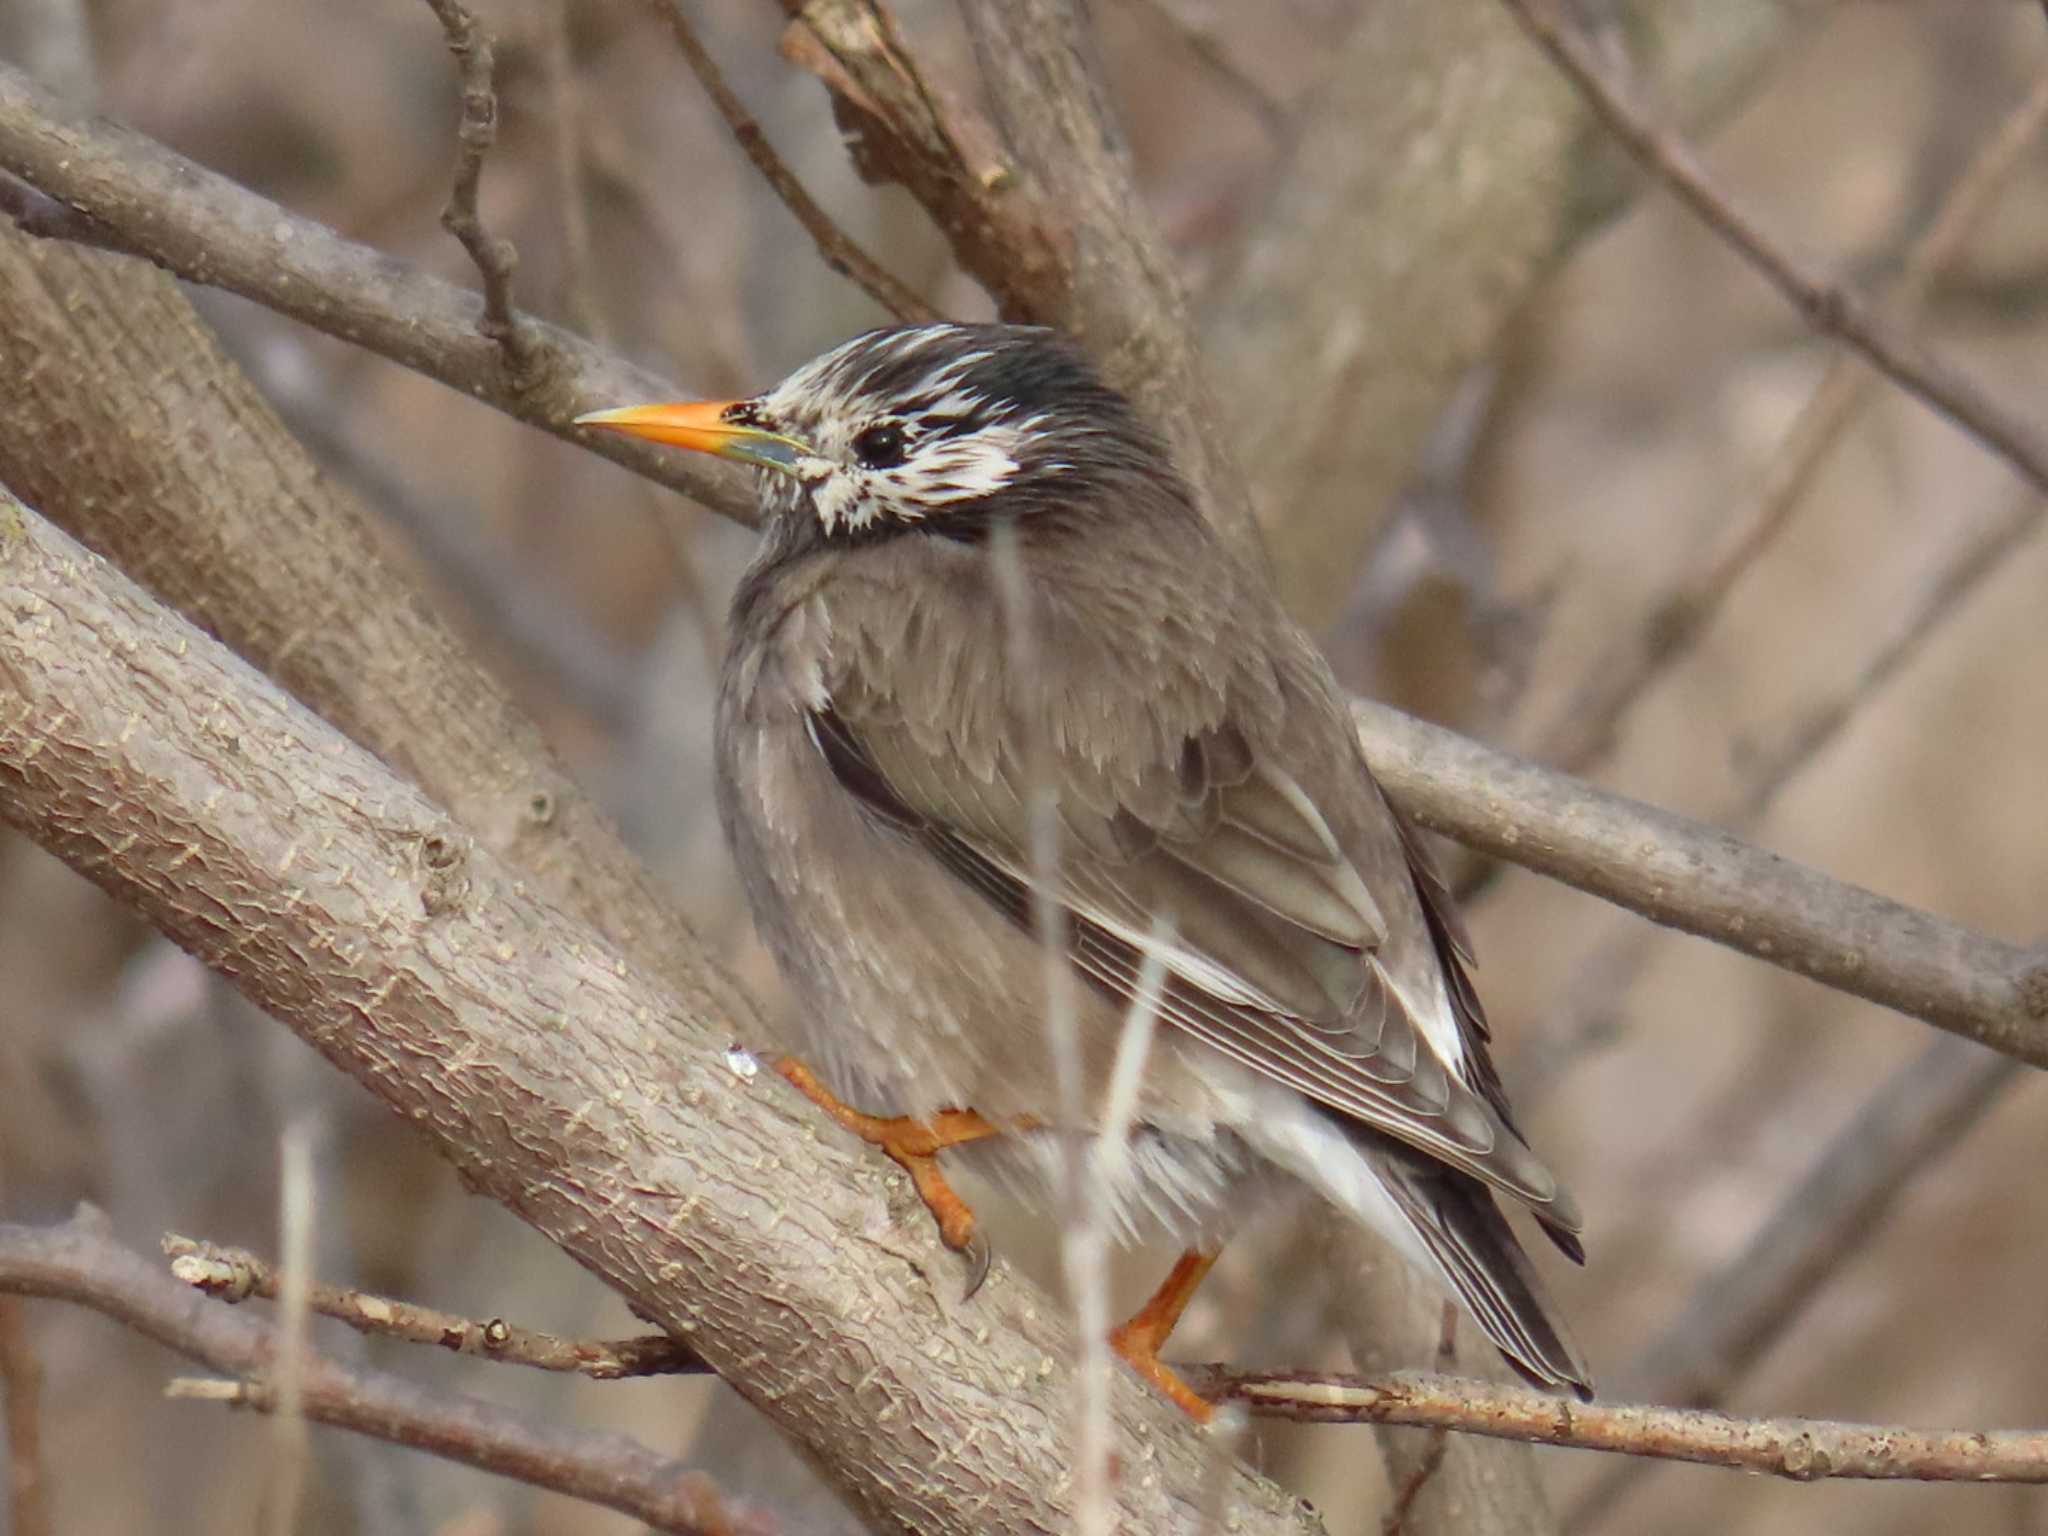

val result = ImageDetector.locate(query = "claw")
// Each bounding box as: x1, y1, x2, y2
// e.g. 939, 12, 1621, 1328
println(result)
960, 1227, 994, 1299
772, 1055, 1007, 1296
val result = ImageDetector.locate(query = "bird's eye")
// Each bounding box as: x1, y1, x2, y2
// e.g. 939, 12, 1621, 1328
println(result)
851, 422, 909, 469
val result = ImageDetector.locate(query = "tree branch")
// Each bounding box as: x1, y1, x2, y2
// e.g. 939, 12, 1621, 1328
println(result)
2, 49, 2041, 1067
0, 492, 1321, 1536
1352, 701, 2048, 1068
163, 1234, 709, 1379
0, 58, 756, 520
0, 1213, 767, 1536
422, 0, 540, 374
1199, 0, 1810, 626
957, 0, 1262, 553
1184, 1365, 2048, 1483
648, 0, 936, 323
1524, 50, 2048, 776
1569, 1033, 2022, 1526
1500, 0, 2048, 499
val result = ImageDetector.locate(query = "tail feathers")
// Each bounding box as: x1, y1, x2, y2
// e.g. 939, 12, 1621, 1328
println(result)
1376, 1148, 1594, 1400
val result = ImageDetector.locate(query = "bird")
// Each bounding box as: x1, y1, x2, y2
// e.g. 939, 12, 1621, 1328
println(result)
578, 322, 1590, 1419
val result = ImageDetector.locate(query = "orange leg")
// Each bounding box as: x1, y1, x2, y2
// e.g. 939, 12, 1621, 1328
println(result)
1109, 1248, 1221, 1423
774, 1056, 1004, 1292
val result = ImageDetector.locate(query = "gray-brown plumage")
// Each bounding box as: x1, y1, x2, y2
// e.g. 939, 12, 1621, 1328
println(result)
580, 322, 1591, 1400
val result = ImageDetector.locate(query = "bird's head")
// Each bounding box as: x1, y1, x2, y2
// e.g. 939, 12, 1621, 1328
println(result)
578, 323, 1168, 540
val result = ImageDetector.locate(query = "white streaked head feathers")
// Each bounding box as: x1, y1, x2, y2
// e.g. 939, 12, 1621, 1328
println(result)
746, 324, 1082, 536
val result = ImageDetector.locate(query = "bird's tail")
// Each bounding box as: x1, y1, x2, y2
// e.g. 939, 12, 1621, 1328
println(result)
1370, 1144, 1594, 1400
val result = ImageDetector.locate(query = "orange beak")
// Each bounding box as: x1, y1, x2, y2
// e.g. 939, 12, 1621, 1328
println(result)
574, 399, 810, 474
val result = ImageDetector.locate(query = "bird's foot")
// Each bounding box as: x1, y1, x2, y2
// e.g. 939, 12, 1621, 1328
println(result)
1109, 1248, 1221, 1424
773, 1055, 1000, 1296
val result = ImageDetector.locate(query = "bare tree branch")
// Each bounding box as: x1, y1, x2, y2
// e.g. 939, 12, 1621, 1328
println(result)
959, 0, 1263, 552
1500, 0, 2048, 500
1515, 484, 2048, 1092
164, 1233, 709, 1379
2, 50, 2039, 1069
648, 0, 936, 324
0, 1213, 769, 1536
1527, 55, 2048, 775
534, 0, 603, 339
1115, 0, 1286, 138
775, 0, 1068, 320
1569, 1034, 2022, 1527
0, 492, 1323, 1536
1185, 1365, 2048, 1483
422, 0, 540, 375
1200, 0, 1810, 627
0, 58, 757, 520
1352, 700, 2048, 1068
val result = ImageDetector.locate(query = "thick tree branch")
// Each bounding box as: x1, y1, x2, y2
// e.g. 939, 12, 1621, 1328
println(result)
1185, 1366, 2048, 1483
0, 59, 756, 522
951, 0, 1263, 554
1500, 0, 2048, 499
0, 1213, 766, 1536
1353, 702, 2048, 1069
0, 493, 1321, 1536
2, 54, 2041, 1069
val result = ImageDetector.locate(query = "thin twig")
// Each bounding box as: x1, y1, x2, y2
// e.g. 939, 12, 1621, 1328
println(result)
1568, 1034, 2022, 1528
1183, 1365, 2048, 1482
1379, 1304, 1458, 1536
646, 0, 936, 323
0, 494, 1324, 1536
1117, 0, 1287, 137
164, 1233, 708, 1378
1500, 0, 2048, 500
1518, 485, 2048, 1093
1527, 58, 2048, 776
0, 57, 757, 512
0, 1213, 770, 1536
0, 1297, 51, 1536
1734, 489, 2048, 820
423, 0, 541, 375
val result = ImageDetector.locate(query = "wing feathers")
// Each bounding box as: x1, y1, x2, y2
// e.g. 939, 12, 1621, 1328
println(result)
809, 703, 1580, 1233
